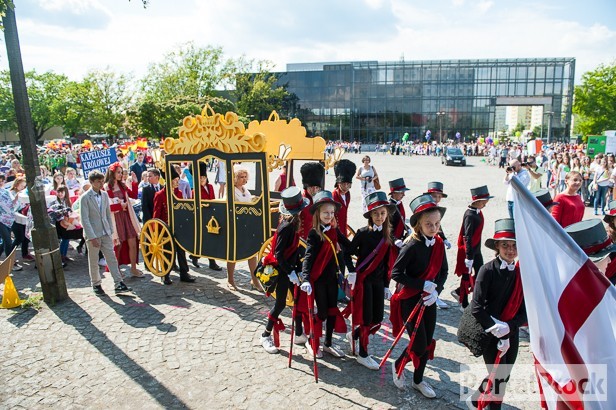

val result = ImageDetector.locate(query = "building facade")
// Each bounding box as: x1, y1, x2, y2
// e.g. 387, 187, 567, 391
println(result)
276, 58, 575, 143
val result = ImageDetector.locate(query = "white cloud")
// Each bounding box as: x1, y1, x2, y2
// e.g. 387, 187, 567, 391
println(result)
475, 0, 494, 14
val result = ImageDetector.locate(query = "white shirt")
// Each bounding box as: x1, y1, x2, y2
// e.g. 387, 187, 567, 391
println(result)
234, 186, 253, 202
505, 168, 531, 202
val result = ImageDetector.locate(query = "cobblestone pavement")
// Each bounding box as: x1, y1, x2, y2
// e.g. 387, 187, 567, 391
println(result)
1, 153, 597, 409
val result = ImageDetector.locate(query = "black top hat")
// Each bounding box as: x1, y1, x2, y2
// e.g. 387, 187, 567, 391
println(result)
565, 219, 616, 262
485, 218, 516, 250
309, 190, 341, 214
279, 186, 310, 216
334, 159, 356, 185
470, 185, 494, 202
534, 189, 558, 209
603, 200, 616, 223
198, 161, 208, 177
389, 178, 410, 194
300, 162, 325, 189
160, 164, 180, 181
424, 181, 448, 198
363, 191, 396, 219
409, 194, 446, 226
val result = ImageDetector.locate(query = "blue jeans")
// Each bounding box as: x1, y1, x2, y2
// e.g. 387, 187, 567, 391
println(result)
508, 201, 514, 219
0, 222, 12, 258
60, 239, 70, 257
594, 185, 608, 214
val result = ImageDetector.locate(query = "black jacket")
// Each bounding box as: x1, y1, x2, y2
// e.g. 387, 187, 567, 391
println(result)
273, 219, 301, 275
302, 227, 347, 282
141, 184, 157, 223
462, 207, 483, 260
347, 226, 392, 287
391, 236, 448, 294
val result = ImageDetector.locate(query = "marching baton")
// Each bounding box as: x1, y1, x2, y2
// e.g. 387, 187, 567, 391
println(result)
477, 354, 502, 410
397, 302, 427, 379
378, 296, 423, 369
288, 285, 300, 368
307, 292, 319, 383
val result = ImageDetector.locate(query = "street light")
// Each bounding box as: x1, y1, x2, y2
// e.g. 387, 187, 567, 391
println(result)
545, 111, 554, 145
436, 111, 446, 144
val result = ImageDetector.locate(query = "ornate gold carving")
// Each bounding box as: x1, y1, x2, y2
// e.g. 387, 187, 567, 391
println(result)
324, 147, 345, 170
206, 216, 221, 234
164, 104, 266, 155
173, 202, 195, 211
235, 206, 262, 217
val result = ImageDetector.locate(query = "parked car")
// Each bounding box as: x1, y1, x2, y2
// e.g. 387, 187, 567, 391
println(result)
441, 147, 466, 166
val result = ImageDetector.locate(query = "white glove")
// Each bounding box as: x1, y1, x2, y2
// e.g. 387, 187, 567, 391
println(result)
444, 239, 452, 249
464, 258, 473, 273
394, 239, 404, 248
300, 282, 312, 295
288, 270, 300, 286
422, 290, 438, 306
384, 288, 393, 300
346, 272, 357, 289
423, 280, 437, 294
497, 338, 510, 358
485, 321, 510, 338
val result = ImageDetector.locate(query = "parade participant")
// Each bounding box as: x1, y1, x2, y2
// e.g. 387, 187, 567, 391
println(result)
355, 156, 379, 212
467, 219, 527, 409
260, 186, 308, 354
345, 191, 395, 370
48, 185, 84, 265
388, 178, 410, 246
273, 166, 288, 191
104, 162, 143, 278
453, 186, 493, 309
566, 219, 616, 286
333, 159, 356, 237
141, 168, 160, 224
153, 166, 196, 285
192, 162, 222, 271
551, 171, 584, 228
533, 188, 558, 211
300, 190, 347, 359
424, 181, 451, 310
390, 194, 447, 397
79, 170, 132, 296
299, 162, 324, 240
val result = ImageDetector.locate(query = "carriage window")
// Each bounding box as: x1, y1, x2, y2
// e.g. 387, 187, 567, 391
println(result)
231, 160, 263, 203
167, 161, 192, 201
197, 155, 225, 200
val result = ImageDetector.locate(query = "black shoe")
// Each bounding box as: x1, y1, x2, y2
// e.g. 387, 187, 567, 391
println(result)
180, 274, 196, 283
172, 265, 180, 273
191, 257, 200, 268
114, 282, 132, 294
162, 276, 173, 285
76, 244, 83, 254
62, 262, 68, 268
93, 285, 106, 296
209, 262, 222, 271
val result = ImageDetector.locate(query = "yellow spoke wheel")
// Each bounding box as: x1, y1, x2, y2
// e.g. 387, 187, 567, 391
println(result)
140, 218, 175, 277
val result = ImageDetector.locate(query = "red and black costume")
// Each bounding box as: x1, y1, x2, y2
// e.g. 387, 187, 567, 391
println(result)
390, 235, 447, 385
454, 206, 485, 307
389, 198, 407, 241
106, 179, 139, 266
299, 190, 314, 240
469, 258, 526, 409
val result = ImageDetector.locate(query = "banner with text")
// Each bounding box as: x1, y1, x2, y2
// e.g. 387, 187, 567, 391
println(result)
80, 148, 118, 178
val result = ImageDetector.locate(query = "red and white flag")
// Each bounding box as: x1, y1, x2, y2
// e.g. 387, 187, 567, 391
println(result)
511, 176, 616, 409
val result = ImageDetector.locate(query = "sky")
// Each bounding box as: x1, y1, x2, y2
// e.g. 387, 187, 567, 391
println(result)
2, 0, 615, 83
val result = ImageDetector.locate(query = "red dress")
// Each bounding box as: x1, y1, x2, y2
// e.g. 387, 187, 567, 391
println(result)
106, 181, 139, 266
551, 194, 585, 228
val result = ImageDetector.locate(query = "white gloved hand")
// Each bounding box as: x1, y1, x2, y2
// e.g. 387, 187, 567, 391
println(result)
288, 270, 300, 286
394, 239, 404, 248
423, 280, 437, 294
464, 258, 474, 273
497, 338, 510, 358
346, 272, 357, 289
422, 290, 438, 306
485, 321, 511, 338
444, 239, 452, 249
300, 282, 312, 295
384, 288, 393, 300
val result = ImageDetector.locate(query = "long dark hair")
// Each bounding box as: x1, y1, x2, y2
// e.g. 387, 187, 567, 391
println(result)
367, 208, 393, 246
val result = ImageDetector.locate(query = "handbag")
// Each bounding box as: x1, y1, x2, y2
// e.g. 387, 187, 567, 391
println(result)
457, 305, 493, 357
373, 178, 381, 190
253, 261, 279, 294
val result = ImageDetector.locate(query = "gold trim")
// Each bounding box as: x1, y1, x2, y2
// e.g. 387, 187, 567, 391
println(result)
173, 202, 195, 211
235, 206, 262, 217
206, 216, 221, 234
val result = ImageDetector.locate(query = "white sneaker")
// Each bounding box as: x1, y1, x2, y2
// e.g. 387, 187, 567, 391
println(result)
294, 333, 308, 345
357, 354, 380, 370
323, 344, 345, 358
346, 331, 356, 355
98, 258, 107, 267
305, 340, 323, 358
436, 297, 449, 309
392, 362, 406, 390
412, 381, 436, 398
261, 335, 279, 354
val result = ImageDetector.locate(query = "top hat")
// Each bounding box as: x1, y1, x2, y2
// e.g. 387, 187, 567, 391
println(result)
334, 159, 356, 185
409, 194, 446, 226
300, 162, 325, 189
309, 190, 341, 214
485, 218, 516, 250
198, 161, 208, 177
389, 178, 410, 194
470, 185, 494, 203
363, 191, 396, 219
603, 200, 616, 223
534, 189, 558, 209
424, 181, 448, 198
160, 164, 180, 181
565, 219, 616, 262
279, 186, 310, 216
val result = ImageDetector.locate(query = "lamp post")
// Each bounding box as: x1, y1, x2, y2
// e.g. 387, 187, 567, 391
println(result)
436, 111, 446, 144
545, 111, 554, 145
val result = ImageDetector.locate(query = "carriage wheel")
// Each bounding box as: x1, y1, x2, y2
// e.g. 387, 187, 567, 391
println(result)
140, 218, 175, 277
259, 236, 307, 307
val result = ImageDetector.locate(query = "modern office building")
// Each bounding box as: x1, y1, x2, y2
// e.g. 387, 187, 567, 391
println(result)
276, 58, 575, 143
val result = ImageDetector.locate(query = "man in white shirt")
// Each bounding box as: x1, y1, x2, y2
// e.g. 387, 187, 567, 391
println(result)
504, 159, 531, 218
523, 155, 545, 193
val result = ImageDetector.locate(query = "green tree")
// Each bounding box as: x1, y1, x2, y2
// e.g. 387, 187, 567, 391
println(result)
573, 62, 616, 135
234, 61, 289, 120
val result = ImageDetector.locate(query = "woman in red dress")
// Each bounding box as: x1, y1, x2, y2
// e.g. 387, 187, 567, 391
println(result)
104, 162, 143, 277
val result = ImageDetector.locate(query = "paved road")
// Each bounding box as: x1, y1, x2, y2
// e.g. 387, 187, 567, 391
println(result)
0, 153, 597, 409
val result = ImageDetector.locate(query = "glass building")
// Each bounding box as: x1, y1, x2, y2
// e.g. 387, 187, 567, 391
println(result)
276, 58, 575, 143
